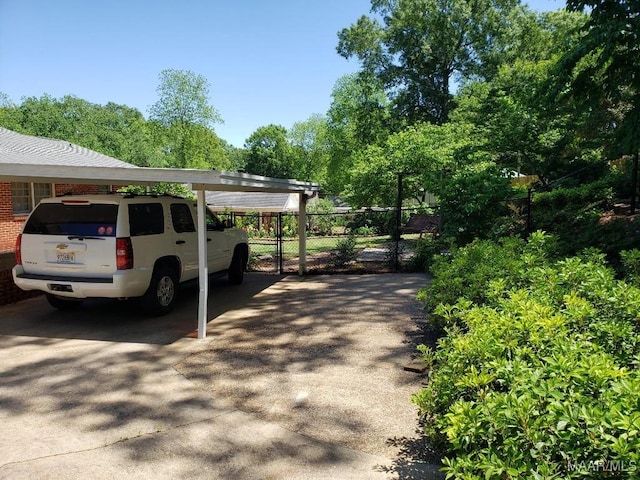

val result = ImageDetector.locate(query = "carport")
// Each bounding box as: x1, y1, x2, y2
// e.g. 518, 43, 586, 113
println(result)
0, 129, 320, 339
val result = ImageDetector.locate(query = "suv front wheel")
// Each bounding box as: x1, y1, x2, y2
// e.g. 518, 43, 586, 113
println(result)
228, 247, 246, 285
140, 265, 178, 316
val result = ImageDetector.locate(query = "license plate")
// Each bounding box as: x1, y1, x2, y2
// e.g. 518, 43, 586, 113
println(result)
57, 252, 75, 264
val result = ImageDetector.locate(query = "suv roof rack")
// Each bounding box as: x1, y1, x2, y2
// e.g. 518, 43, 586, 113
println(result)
55, 191, 186, 199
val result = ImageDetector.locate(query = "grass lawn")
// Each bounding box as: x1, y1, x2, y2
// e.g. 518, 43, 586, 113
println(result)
249, 234, 419, 257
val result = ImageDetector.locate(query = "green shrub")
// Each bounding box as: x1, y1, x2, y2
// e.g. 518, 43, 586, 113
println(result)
346, 210, 395, 236
410, 236, 454, 273
620, 249, 640, 286
435, 161, 513, 245
332, 236, 357, 266
307, 198, 336, 236
414, 236, 640, 478
117, 182, 195, 199
417, 231, 556, 328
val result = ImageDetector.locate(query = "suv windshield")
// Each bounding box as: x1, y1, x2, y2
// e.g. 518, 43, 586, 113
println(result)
23, 203, 118, 236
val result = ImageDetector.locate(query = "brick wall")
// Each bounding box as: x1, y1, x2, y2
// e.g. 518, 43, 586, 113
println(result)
0, 183, 28, 253
0, 252, 39, 306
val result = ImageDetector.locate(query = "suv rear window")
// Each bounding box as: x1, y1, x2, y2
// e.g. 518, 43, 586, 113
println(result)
23, 203, 118, 236
128, 203, 164, 236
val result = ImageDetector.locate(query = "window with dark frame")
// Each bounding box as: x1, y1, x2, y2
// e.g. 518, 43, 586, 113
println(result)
170, 203, 196, 233
11, 182, 52, 215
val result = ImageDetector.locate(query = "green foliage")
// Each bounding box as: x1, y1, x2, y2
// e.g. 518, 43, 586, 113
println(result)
418, 232, 556, 327
0, 88, 231, 170
0, 94, 162, 167
346, 121, 488, 208
117, 183, 195, 199
414, 234, 640, 478
434, 161, 514, 244
307, 198, 336, 236
325, 73, 392, 195
410, 236, 455, 273
563, 0, 640, 156
531, 178, 640, 259
332, 235, 357, 267
288, 113, 331, 184
243, 124, 299, 178
337, 0, 522, 125
346, 210, 395, 236
451, 10, 592, 185
149, 69, 222, 128
620, 249, 640, 286
148, 69, 226, 169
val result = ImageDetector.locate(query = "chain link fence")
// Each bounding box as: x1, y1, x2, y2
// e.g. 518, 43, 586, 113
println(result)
223, 207, 440, 275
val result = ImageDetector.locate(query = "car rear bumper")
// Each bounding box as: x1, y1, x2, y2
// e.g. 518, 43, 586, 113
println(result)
12, 265, 151, 299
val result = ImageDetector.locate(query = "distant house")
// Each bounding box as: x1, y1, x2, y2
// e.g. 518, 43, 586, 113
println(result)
205, 191, 302, 213
0, 127, 133, 304
206, 190, 315, 233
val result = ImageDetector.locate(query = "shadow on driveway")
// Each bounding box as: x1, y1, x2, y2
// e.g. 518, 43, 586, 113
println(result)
0, 273, 283, 344
0, 273, 443, 479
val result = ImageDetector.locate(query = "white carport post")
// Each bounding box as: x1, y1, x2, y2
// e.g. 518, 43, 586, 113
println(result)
298, 193, 308, 275
196, 189, 209, 339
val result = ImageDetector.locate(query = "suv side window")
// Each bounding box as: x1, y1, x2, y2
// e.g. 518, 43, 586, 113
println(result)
206, 209, 223, 230
170, 203, 196, 233
129, 203, 164, 236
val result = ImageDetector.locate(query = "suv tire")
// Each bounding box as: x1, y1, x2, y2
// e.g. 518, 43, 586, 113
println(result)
140, 264, 178, 316
46, 293, 83, 310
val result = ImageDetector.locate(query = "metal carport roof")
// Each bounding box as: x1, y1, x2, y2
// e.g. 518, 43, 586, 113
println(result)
0, 127, 321, 338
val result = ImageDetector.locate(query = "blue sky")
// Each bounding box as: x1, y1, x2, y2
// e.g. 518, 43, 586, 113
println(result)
1, 0, 565, 148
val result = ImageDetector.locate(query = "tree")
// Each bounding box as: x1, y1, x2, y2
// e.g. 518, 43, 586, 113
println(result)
0, 93, 21, 130
0, 94, 160, 166
337, 0, 520, 125
324, 74, 391, 194
149, 69, 224, 168
345, 122, 490, 207
560, 0, 640, 207
288, 114, 330, 183
243, 124, 297, 178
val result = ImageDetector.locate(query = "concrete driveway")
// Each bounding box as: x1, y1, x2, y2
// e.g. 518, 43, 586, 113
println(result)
0, 273, 443, 480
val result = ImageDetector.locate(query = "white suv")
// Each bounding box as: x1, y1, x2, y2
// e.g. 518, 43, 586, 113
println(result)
12, 193, 249, 315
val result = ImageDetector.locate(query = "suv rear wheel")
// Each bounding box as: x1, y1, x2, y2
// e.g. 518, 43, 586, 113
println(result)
46, 294, 83, 310
140, 265, 178, 316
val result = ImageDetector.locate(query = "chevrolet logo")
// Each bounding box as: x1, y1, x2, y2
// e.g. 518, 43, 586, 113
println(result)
56, 244, 69, 250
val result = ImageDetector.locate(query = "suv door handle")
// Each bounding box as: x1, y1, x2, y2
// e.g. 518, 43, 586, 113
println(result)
176, 240, 186, 245
207, 238, 212, 242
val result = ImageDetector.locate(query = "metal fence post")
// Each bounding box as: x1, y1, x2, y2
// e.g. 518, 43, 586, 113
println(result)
527, 187, 533, 236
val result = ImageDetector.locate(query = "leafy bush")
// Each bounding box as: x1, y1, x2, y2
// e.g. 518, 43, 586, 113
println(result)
117, 182, 195, 199
307, 198, 336, 236
417, 231, 557, 328
414, 234, 640, 478
410, 236, 454, 273
620, 249, 640, 286
434, 161, 513, 245
529, 178, 640, 260
332, 236, 357, 266
346, 210, 395, 236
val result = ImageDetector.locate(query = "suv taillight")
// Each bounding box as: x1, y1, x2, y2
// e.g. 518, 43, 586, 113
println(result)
116, 237, 133, 270
15, 234, 22, 265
